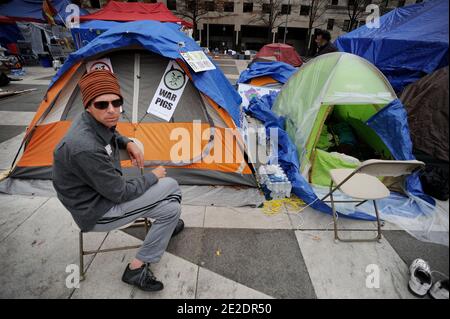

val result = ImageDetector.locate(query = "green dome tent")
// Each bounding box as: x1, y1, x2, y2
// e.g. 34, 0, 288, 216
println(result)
245, 52, 447, 245
273, 52, 398, 186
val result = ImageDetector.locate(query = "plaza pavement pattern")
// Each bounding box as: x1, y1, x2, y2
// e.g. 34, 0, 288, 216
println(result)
0, 63, 448, 299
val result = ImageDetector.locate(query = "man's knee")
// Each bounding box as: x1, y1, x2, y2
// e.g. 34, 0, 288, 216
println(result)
159, 177, 181, 196
162, 200, 181, 220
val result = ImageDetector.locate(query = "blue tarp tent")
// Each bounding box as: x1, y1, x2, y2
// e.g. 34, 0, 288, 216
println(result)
0, 0, 88, 25
51, 20, 242, 126
237, 61, 297, 85
335, 0, 449, 92
70, 20, 122, 49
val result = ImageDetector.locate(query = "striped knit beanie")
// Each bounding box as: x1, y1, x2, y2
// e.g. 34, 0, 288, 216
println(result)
78, 70, 123, 108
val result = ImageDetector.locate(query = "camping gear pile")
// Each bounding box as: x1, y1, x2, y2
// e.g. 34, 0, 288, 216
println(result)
0, 0, 84, 69
258, 164, 292, 200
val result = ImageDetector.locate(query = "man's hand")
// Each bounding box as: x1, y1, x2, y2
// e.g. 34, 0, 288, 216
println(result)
152, 166, 166, 179
126, 141, 144, 168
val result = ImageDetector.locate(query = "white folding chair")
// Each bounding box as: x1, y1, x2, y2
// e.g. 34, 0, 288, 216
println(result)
321, 159, 425, 243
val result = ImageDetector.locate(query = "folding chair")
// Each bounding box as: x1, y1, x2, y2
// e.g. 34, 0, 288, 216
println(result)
79, 138, 151, 281
321, 159, 425, 243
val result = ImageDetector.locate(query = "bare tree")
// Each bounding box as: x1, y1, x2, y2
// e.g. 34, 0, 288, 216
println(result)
305, 0, 329, 51
175, 0, 226, 40
249, 0, 290, 43
339, 0, 388, 32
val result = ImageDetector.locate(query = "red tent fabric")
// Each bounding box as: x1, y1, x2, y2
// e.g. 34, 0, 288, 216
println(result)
80, 1, 192, 28
255, 43, 303, 67
0, 15, 15, 24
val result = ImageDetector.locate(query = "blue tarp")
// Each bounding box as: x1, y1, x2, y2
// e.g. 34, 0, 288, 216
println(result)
0, 0, 88, 25
245, 94, 372, 220
51, 20, 243, 126
237, 61, 297, 85
70, 20, 122, 49
335, 0, 449, 92
367, 99, 434, 205
247, 96, 434, 220
71, 20, 183, 49
0, 23, 24, 47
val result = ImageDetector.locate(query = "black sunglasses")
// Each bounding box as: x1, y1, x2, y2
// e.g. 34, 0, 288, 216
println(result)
92, 98, 123, 110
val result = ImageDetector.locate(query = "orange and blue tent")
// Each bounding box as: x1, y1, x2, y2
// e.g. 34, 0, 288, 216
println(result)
5, 21, 257, 189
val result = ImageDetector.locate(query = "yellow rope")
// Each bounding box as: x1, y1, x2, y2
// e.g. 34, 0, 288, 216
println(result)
262, 196, 305, 216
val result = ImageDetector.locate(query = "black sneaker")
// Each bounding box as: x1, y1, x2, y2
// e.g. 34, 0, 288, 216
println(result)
121, 263, 164, 292
171, 218, 184, 237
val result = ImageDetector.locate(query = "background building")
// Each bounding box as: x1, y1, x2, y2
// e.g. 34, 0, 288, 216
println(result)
84, 0, 422, 55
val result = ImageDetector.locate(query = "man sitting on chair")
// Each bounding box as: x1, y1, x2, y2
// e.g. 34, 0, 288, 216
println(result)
53, 70, 184, 292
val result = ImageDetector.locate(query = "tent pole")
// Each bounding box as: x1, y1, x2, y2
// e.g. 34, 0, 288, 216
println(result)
132, 53, 140, 124
283, 0, 290, 44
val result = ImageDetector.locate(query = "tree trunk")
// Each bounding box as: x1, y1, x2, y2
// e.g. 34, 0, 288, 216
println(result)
192, 21, 199, 40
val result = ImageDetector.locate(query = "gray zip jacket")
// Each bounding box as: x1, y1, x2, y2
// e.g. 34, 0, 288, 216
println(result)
53, 111, 158, 231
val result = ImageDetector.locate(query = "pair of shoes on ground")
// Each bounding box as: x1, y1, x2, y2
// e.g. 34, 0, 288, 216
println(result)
408, 258, 449, 299
122, 218, 185, 291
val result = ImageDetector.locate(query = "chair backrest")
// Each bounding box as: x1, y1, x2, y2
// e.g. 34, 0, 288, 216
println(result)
357, 159, 425, 177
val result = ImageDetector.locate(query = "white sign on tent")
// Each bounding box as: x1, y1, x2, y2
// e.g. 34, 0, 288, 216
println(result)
180, 50, 216, 72
86, 57, 114, 73
147, 60, 189, 121
237, 83, 280, 107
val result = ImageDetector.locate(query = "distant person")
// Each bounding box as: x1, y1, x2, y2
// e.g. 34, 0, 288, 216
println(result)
314, 29, 338, 57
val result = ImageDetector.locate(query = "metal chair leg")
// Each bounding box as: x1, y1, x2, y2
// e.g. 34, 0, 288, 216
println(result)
373, 200, 383, 242
329, 181, 339, 242
329, 182, 383, 243
79, 231, 85, 282
78, 219, 152, 281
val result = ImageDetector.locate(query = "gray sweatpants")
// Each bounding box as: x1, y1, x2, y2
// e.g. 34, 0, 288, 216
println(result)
92, 177, 182, 263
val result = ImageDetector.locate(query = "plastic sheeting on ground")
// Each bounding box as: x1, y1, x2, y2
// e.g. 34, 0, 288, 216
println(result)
0, 178, 264, 208
312, 185, 449, 247
237, 61, 297, 85
335, 0, 448, 92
